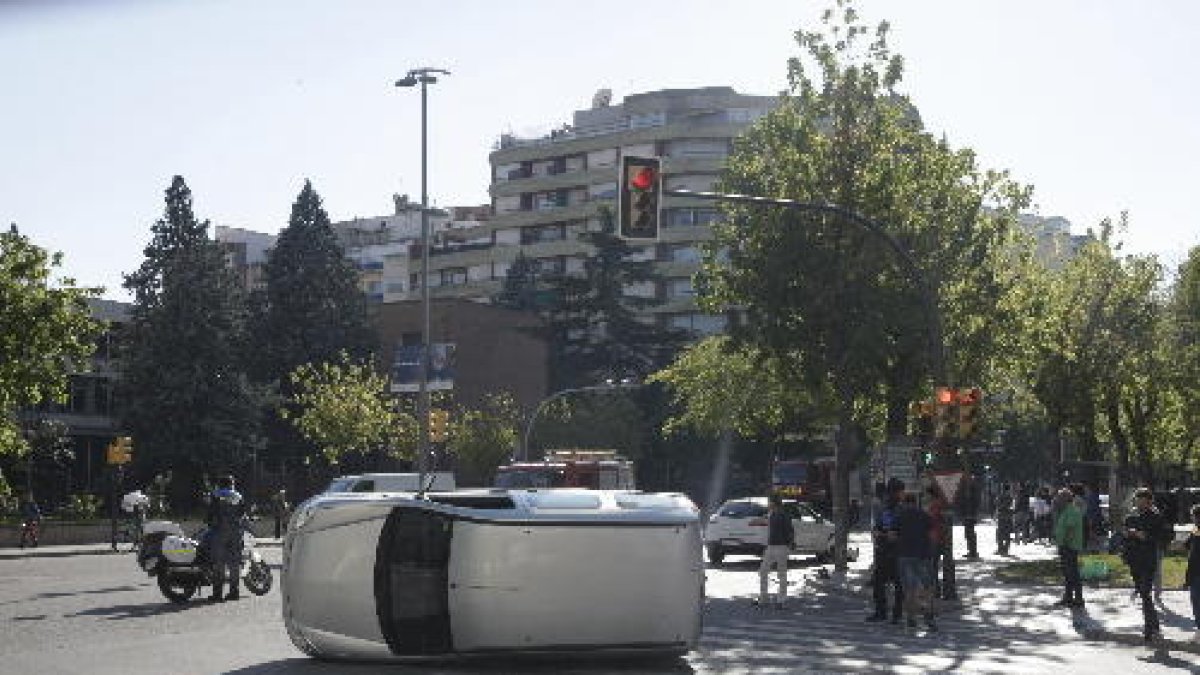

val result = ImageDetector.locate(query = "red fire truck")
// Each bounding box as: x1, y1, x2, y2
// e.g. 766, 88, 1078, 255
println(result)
494, 450, 636, 490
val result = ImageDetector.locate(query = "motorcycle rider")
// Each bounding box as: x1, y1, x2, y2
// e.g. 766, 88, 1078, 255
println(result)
205, 474, 245, 602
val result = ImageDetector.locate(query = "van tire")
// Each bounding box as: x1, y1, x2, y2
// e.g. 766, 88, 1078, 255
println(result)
706, 544, 725, 566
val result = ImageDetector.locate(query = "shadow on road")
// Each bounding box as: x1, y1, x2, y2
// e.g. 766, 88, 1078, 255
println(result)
68, 601, 192, 620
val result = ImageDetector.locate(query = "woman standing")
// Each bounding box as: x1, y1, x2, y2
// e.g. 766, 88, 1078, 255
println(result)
1185, 504, 1200, 642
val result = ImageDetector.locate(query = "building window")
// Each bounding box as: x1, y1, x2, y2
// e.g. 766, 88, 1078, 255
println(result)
441, 268, 467, 286
669, 278, 695, 298
521, 224, 567, 244
533, 257, 566, 275
670, 313, 727, 336
669, 244, 702, 264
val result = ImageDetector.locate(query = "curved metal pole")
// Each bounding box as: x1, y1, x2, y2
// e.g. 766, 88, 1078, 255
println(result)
521, 383, 638, 461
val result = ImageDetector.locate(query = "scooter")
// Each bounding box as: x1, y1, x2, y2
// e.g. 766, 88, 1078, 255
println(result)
136, 519, 273, 604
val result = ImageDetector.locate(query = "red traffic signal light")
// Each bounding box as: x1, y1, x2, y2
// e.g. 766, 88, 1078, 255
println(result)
618, 155, 661, 241
935, 387, 956, 406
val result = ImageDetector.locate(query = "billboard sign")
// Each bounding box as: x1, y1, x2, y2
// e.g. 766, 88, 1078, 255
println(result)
391, 342, 456, 393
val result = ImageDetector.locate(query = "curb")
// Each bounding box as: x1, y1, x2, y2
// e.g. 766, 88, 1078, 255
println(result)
0, 540, 283, 561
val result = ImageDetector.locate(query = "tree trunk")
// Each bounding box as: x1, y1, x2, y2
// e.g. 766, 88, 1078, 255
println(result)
831, 407, 858, 573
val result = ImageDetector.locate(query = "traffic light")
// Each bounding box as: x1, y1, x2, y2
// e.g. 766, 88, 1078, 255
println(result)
428, 409, 450, 443
934, 386, 958, 441
910, 401, 935, 444
957, 387, 983, 439
618, 155, 661, 240
107, 436, 132, 465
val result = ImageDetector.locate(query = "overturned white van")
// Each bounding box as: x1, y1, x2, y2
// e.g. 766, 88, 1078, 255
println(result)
282, 489, 704, 662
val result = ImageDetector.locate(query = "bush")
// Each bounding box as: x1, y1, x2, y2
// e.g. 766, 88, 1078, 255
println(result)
61, 493, 102, 521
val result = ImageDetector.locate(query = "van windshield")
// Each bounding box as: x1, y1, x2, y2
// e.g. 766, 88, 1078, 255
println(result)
326, 478, 359, 493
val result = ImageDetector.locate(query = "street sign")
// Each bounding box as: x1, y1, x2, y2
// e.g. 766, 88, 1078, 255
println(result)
932, 470, 964, 504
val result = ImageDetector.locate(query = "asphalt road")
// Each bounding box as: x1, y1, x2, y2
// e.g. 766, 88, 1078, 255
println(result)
3, 534, 1200, 674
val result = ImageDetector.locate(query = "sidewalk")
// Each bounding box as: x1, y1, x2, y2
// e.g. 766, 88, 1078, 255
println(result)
809, 524, 1200, 655
0, 537, 283, 561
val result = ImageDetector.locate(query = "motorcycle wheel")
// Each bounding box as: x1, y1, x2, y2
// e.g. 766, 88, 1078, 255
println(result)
244, 560, 273, 596
157, 572, 199, 604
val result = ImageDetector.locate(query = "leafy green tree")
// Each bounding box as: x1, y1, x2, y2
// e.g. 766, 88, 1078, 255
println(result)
120, 176, 263, 487
0, 226, 101, 455
282, 354, 416, 466
446, 392, 520, 486
699, 1, 1031, 569
493, 252, 552, 311
1167, 245, 1200, 470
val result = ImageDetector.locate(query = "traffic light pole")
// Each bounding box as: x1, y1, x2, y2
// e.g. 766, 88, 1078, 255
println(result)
662, 188, 958, 597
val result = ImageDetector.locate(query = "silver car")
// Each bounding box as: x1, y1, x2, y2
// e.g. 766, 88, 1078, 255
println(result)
283, 489, 704, 662
704, 497, 851, 565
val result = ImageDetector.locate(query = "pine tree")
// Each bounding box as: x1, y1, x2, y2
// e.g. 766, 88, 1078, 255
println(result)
542, 208, 688, 390
252, 180, 375, 464
120, 176, 262, 491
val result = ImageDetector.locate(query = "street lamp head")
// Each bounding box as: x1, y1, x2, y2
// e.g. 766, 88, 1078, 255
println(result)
394, 76, 418, 88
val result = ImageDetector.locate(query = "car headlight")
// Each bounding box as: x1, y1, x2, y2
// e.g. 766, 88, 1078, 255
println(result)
290, 500, 320, 532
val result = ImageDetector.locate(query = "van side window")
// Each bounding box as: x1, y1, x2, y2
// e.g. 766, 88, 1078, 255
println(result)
353, 480, 374, 493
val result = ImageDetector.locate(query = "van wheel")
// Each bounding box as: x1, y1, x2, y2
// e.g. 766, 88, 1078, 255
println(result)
706, 544, 725, 566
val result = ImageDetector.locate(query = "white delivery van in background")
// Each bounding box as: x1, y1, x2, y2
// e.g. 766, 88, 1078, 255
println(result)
325, 472, 456, 494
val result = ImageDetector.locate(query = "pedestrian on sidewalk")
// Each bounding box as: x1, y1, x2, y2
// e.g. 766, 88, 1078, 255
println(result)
866, 480, 904, 623
18, 493, 41, 549
896, 491, 937, 632
925, 485, 947, 598
1184, 503, 1200, 642
1014, 483, 1032, 544
757, 493, 794, 609
960, 474, 980, 559
995, 484, 1014, 555
1052, 487, 1084, 608
1124, 487, 1167, 643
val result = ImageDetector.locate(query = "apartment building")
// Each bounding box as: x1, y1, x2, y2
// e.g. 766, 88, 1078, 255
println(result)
416, 86, 778, 335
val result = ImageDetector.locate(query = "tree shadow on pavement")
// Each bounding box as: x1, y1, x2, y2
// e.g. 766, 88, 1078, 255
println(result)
698, 584, 1079, 673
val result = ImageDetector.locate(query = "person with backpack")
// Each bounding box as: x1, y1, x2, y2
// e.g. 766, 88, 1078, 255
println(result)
1124, 488, 1167, 643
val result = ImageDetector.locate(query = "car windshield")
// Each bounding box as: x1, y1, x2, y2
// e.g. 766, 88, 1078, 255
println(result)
718, 501, 767, 518
325, 478, 358, 493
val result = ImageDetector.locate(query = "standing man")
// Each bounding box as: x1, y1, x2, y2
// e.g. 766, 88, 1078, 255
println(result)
995, 484, 1014, 555
1124, 488, 1167, 643
896, 492, 937, 632
960, 474, 980, 559
205, 475, 246, 602
866, 479, 905, 623
757, 493, 795, 609
1052, 487, 1084, 608
271, 488, 290, 539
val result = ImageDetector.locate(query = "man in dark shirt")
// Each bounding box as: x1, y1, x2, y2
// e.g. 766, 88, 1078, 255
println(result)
867, 480, 905, 623
1125, 488, 1167, 642
758, 493, 795, 609
896, 491, 937, 631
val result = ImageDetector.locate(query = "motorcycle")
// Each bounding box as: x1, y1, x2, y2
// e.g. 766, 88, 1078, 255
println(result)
136, 519, 273, 603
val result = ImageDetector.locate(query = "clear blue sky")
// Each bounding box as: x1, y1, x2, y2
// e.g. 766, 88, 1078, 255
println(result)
3, 0, 1197, 300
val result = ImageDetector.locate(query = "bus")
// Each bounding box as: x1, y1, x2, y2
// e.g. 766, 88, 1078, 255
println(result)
494, 450, 636, 490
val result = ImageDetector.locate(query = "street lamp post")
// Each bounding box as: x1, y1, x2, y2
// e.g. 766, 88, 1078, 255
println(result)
522, 380, 639, 461
395, 67, 450, 483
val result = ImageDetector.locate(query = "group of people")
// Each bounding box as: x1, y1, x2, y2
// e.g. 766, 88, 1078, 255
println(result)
866, 479, 948, 632
995, 481, 1105, 554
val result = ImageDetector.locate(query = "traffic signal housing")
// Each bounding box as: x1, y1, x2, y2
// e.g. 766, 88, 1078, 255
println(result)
618, 155, 661, 241
957, 387, 983, 439
934, 386, 958, 441
910, 401, 935, 444
428, 409, 450, 443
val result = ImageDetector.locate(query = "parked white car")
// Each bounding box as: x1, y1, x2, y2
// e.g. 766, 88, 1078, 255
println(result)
703, 497, 854, 566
